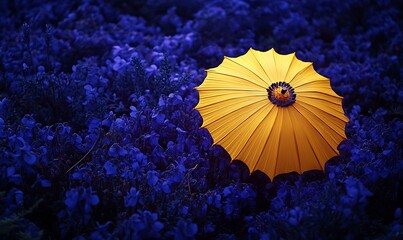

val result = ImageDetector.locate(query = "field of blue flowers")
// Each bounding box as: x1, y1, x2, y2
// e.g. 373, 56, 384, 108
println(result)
0, 0, 402, 239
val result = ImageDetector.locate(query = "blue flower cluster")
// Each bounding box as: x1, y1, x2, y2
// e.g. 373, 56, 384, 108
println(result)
0, 0, 402, 239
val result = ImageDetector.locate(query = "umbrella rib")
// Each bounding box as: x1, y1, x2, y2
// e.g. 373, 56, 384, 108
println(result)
198, 90, 266, 100
213, 100, 271, 147
272, 50, 278, 79
224, 57, 269, 87
250, 50, 272, 84
308, 136, 323, 169
288, 63, 312, 84
247, 107, 280, 176
298, 95, 344, 107
294, 103, 341, 155
273, 110, 282, 177
297, 101, 347, 135
199, 89, 264, 93
291, 105, 328, 169
293, 79, 327, 88
237, 105, 275, 173
208, 71, 267, 89
283, 54, 294, 83
222, 100, 273, 158
291, 112, 302, 173
291, 105, 323, 170
198, 95, 265, 109
204, 98, 269, 133
297, 90, 342, 99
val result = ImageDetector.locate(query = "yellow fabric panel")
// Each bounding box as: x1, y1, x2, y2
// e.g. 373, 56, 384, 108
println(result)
218, 103, 275, 160
298, 92, 343, 107
254, 49, 279, 84
202, 98, 268, 144
272, 51, 296, 82
288, 107, 323, 171
196, 89, 266, 109
225, 49, 272, 86
296, 101, 348, 141
271, 108, 301, 175
291, 104, 338, 168
290, 65, 328, 88
197, 96, 266, 128
297, 96, 349, 126
295, 80, 340, 95
284, 55, 312, 83
235, 106, 279, 177
293, 102, 345, 149
198, 71, 266, 90
248, 49, 275, 83
209, 56, 269, 89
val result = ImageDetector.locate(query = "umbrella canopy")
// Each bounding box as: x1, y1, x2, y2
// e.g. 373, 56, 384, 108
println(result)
195, 48, 349, 179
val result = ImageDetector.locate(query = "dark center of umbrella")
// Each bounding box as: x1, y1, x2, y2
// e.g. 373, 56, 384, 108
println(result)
281, 88, 287, 94
267, 82, 296, 107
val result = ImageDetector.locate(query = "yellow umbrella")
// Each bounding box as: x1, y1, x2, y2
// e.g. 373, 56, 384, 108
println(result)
195, 48, 349, 179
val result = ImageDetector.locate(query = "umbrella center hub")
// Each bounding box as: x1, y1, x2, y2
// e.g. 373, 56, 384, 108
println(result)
267, 82, 296, 107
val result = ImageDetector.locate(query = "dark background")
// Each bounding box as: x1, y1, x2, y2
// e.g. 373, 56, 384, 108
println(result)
0, 0, 402, 239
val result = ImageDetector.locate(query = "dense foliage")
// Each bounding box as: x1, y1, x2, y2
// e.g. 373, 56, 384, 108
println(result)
0, 0, 402, 239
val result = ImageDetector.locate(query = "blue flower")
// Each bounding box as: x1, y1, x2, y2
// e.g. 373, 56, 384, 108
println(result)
270, 197, 285, 212
147, 170, 159, 186
288, 207, 303, 226
129, 106, 138, 118
168, 93, 183, 105
108, 143, 128, 157
124, 187, 140, 208
65, 189, 79, 210
118, 211, 164, 239
343, 177, 373, 205
21, 114, 36, 130
14, 189, 24, 206
8, 136, 37, 166
36, 174, 52, 188
64, 187, 99, 212
162, 181, 171, 193
103, 161, 117, 176
0, 117, 4, 137
89, 221, 113, 239
173, 219, 198, 239
207, 193, 222, 208
152, 111, 165, 125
